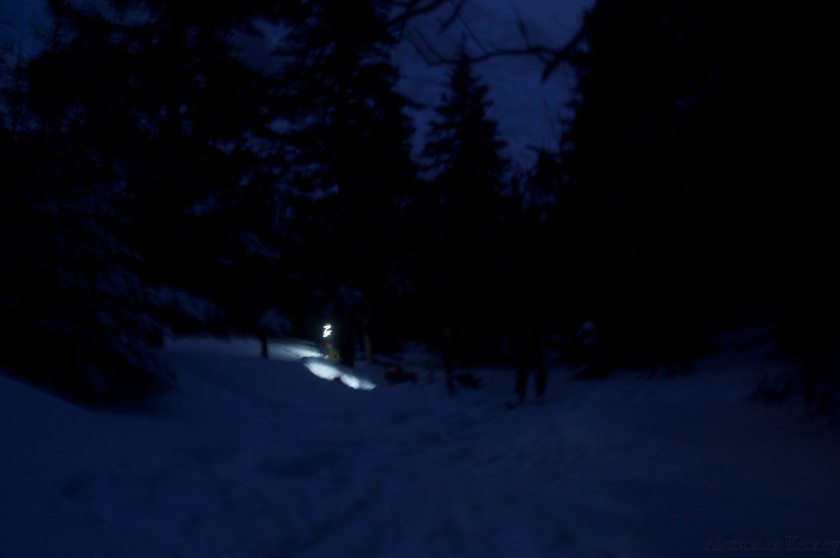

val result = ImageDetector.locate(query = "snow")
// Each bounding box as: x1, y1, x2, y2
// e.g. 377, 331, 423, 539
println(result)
2, 334, 840, 558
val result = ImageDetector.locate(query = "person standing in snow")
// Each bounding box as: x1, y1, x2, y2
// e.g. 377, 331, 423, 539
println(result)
508, 298, 547, 407
441, 323, 455, 394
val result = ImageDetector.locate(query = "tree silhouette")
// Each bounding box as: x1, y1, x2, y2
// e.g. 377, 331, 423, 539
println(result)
0, 0, 284, 403
420, 51, 510, 361
272, 0, 418, 355
0, 0, 170, 403
555, 0, 837, 380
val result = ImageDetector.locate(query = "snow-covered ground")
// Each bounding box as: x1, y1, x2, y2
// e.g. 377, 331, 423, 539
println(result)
2, 333, 839, 557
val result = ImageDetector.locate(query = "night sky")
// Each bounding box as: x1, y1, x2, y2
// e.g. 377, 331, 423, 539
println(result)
1, 0, 593, 168
393, 0, 593, 168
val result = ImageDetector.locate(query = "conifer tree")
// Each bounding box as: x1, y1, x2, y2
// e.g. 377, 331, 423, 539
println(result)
0, 0, 172, 403
0, 0, 282, 403
272, 0, 418, 352
421, 51, 509, 360
556, 0, 836, 380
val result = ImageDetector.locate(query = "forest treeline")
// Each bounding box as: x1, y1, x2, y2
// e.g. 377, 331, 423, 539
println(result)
0, 0, 835, 410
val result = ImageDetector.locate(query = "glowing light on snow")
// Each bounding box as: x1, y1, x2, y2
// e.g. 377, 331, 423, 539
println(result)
302, 359, 375, 391
339, 374, 376, 391
277, 343, 322, 359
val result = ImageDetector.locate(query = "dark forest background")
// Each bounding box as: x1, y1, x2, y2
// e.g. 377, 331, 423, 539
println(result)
0, 0, 836, 411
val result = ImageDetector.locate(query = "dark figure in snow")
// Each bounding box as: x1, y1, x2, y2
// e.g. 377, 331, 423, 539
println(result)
573, 317, 619, 379
441, 324, 456, 394
337, 315, 356, 367
260, 331, 269, 359
508, 300, 547, 406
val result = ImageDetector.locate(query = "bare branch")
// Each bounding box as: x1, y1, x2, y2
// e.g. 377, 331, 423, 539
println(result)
406, 30, 582, 83
509, 0, 530, 49
401, 1, 587, 83
453, 6, 488, 52
387, 0, 466, 38
434, 0, 467, 34
405, 27, 449, 66
538, 24, 585, 83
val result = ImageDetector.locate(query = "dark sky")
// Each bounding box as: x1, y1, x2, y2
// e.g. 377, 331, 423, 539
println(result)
1, 0, 593, 168
394, 0, 593, 168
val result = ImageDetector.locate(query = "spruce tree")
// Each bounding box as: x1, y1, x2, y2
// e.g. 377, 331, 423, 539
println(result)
109, 0, 280, 335
0, 0, 171, 404
421, 51, 509, 361
272, 0, 418, 353
556, 0, 837, 380
555, 0, 743, 373
0, 0, 283, 403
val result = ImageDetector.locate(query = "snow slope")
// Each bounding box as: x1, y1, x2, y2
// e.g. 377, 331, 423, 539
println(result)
2, 335, 839, 557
